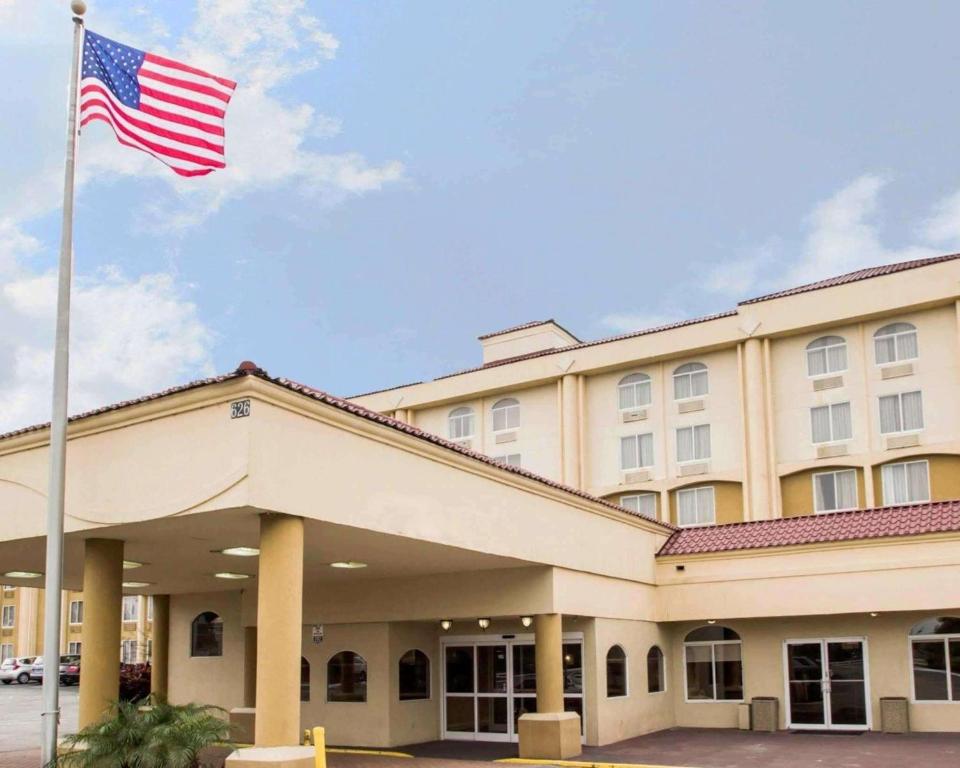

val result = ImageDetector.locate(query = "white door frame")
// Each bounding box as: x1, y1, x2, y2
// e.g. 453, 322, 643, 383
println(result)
782, 637, 872, 731
440, 632, 585, 743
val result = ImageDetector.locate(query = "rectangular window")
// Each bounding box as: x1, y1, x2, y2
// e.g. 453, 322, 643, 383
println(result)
1, 605, 14, 628
146, 639, 153, 662
492, 403, 519, 432
2, 585, 14, 593
0, 644, 13, 662
677, 486, 715, 527
121, 639, 138, 664
147, 596, 154, 623
620, 433, 654, 471
620, 493, 656, 519
912, 638, 960, 701
676, 424, 711, 463
813, 469, 858, 513
810, 402, 852, 444
879, 391, 924, 434
493, 454, 521, 468
68, 641, 82, 656
122, 596, 139, 622
685, 641, 743, 701
882, 460, 930, 505
69, 600, 83, 625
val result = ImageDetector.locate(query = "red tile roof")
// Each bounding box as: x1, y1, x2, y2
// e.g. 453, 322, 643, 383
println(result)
657, 499, 960, 556
478, 319, 581, 342
739, 253, 960, 305
0, 364, 674, 532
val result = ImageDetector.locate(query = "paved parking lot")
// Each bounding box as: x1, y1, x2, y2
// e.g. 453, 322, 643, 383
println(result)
0, 681, 78, 755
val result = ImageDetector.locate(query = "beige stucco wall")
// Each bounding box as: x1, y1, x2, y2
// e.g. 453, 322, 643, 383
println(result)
168, 591, 246, 715
669, 611, 960, 732
388, 622, 442, 746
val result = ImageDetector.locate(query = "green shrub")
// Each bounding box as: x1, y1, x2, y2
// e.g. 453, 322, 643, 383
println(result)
54, 697, 232, 768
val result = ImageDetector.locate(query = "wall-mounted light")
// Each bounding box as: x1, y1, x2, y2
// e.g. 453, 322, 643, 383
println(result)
440, 619, 452, 631
707, 619, 717, 624
869, 612, 879, 618
478, 618, 491, 630
520, 616, 533, 628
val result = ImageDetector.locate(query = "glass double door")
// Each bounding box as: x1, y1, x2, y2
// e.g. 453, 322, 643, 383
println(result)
785, 638, 870, 730
443, 638, 583, 742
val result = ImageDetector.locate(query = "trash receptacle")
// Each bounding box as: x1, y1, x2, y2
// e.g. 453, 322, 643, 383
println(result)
880, 697, 909, 733
751, 697, 778, 732
737, 702, 751, 730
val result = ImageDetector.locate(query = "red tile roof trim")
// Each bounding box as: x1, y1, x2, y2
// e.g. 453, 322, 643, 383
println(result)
478, 319, 558, 340
0, 365, 674, 532
738, 253, 960, 305
657, 499, 960, 556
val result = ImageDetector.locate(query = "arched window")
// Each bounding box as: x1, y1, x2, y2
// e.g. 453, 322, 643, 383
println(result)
190, 612, 223, 657
683, 626, 742, 701
618, 373, 651, 411
327, 651, 367, 702
647, 646, 665, 693
399, 649, 430, 701
491, 398, 520, 432
448, 407, 475, 440
673, 363, 708, 400
301, 657, 310, 702
605, 645, 627, 697
806, 336, 847, 377
909, 617, 960, 701
874, 322, 918, 365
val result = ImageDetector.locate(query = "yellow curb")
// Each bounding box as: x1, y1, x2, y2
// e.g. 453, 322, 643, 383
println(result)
328, 748, 415, 759
496, 758, 692, 768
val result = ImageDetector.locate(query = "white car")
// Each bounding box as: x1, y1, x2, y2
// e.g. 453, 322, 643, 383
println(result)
0, 656, 36, 685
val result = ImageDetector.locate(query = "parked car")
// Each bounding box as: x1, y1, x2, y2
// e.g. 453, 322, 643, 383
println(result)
0, 656, 36, 685
30, 654, 81, 685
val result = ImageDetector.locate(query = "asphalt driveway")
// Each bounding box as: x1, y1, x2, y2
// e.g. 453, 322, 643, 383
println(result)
0, 681, 78, 755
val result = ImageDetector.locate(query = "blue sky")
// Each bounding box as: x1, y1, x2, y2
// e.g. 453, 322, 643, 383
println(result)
3, 0, 960, 430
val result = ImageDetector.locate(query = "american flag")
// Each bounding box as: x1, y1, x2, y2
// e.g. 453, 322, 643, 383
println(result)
79, 30, 236, 177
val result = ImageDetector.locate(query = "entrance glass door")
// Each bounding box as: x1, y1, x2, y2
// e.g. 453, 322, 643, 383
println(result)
442, 635, 584, 742
785, 639, 869, 730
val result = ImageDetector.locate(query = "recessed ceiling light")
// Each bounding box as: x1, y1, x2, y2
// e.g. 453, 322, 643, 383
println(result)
214, 572, 252, 580
123, 560, 145, 570
330, 561, 367, 569
3, 571, 42, 579
122, 581, 152, 588
217, 546, 260, 557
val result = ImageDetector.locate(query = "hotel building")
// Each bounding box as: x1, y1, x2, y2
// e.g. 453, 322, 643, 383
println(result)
0, 254, 958, 762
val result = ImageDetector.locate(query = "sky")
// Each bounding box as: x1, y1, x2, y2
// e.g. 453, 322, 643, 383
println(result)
3, 0, 960, 431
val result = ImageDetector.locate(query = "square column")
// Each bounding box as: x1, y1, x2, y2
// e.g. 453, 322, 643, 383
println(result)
254, 514, 304, 747
518, 613, 581, 759
78, 538, 124, 728
150, 595, 170, 699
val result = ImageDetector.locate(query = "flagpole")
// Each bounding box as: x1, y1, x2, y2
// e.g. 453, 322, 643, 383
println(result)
40, 2, 85, 765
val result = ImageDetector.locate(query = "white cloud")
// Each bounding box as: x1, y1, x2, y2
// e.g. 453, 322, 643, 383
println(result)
0, 222, 214, 433
705, 174, 949, 299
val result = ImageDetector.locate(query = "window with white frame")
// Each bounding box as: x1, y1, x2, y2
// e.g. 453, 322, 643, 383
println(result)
683, 626, 743, 701
69, 600, 83, 625
620, 493, 657, 519
121, 639, 137, 664
881, 460, 930, 506
879, 391, 924, 434
493, 454, 521, 468
620, 433, 654, 471
1, 605, 14, 628
618, 373, 652, 411
677, 486, 715, 527
68, 641, 82, 656
122, 596, 139, 622
874, 322, 918, 365
491, 398, 519, 432
810, 402, 852, 444
448, 406, 475, 440
676, 424, 711, 463
147, 596, 154, 623
0, 644, 13, 662
806, 335, 847, 377
909, 617, 960, 701
673, 362, 708, 400
2, 584, 14, 593
813, 469, 858, 513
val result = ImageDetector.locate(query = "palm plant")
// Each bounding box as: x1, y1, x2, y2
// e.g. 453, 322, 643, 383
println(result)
54, 697, 232, 768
